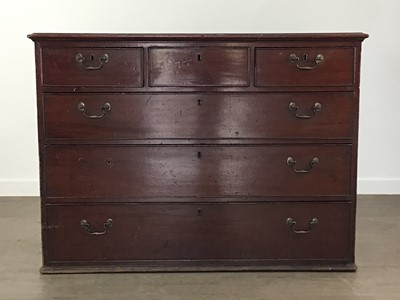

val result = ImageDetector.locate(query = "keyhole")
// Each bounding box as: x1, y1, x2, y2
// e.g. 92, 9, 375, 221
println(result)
197, 54, 201, 61
303, 54, 308, 61
197, 151, 202, 158
197, 99, 202, 106
105, 158, 113, 167
78, 158, 87, 167
197, 208, 202, 216
90, 54, 94, 61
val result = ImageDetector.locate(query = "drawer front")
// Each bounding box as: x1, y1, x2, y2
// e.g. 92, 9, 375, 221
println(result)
41, 48, 143, 86
149, 48, 249, 86
44, 93, 354, 140
255, 48, 354, 87
45, 145, 351, 198
45, 202, 351, 262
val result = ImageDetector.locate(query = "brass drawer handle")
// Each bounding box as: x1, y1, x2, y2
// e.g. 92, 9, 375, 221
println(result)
75, 53, 109, 70
288, 102, 321, 119
78, 102, 111, 119
80, 218, 113, 236
286, 217, 318, 234
287, 157, 319, 173
290, 53, 324, 70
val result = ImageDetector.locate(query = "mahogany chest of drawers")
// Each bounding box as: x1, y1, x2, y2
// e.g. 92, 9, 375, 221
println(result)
28, 33, 368, 273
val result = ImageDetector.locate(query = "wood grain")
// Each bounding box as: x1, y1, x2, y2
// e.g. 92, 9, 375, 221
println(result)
28, 33, 368, 272
45, 202, 351, 262
255, 48, 355, 87
41, 48, 143, 87
45, 145, 352, 198
149, 48, 249, 87
44, 93, 354, 140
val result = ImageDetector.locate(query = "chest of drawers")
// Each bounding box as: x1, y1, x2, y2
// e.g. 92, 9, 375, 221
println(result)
28, 33, 368, 273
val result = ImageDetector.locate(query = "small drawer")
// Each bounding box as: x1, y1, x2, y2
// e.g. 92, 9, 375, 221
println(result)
41, 48, 143, 87
44, 202, 351, 263
255, 48, 354, 87
149, 47, 249, 86
45, 145, 352, 198
43, 93, 354, 140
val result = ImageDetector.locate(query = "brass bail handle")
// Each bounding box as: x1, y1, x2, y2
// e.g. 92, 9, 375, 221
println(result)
290, 53, 324, 70
287, 157, 319, 173
286, 217, 318, 234
75, 53, 109, 70
288, 102, 322, 119
80, 218, 113, 236
78, 102, 111, 119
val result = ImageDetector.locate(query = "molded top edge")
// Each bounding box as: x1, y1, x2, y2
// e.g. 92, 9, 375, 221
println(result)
28, 32, 369, 42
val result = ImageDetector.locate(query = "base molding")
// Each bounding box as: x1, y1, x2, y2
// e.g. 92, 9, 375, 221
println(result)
0, 179, 39, 196
357, 178, 400, 194
41, 262, 357, 274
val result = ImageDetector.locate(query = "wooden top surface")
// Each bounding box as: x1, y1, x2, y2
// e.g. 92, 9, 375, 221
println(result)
28, 32, 369, 42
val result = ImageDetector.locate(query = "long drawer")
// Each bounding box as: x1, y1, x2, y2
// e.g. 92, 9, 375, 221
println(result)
45, 145, 352, 198
44, 93, 354, 140
45, 202, 351, 263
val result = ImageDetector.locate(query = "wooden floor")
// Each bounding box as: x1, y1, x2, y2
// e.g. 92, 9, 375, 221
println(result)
0, 195, 399, 299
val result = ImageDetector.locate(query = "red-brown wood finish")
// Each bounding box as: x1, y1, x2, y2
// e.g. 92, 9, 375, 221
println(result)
255, 48, 355, 87
149, 48, 249, 86
45, 202, 351, 262
45, 145, 352, 198
41, 48, 143, 87
28, 33, 368, 273
44, 93, 354, 140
